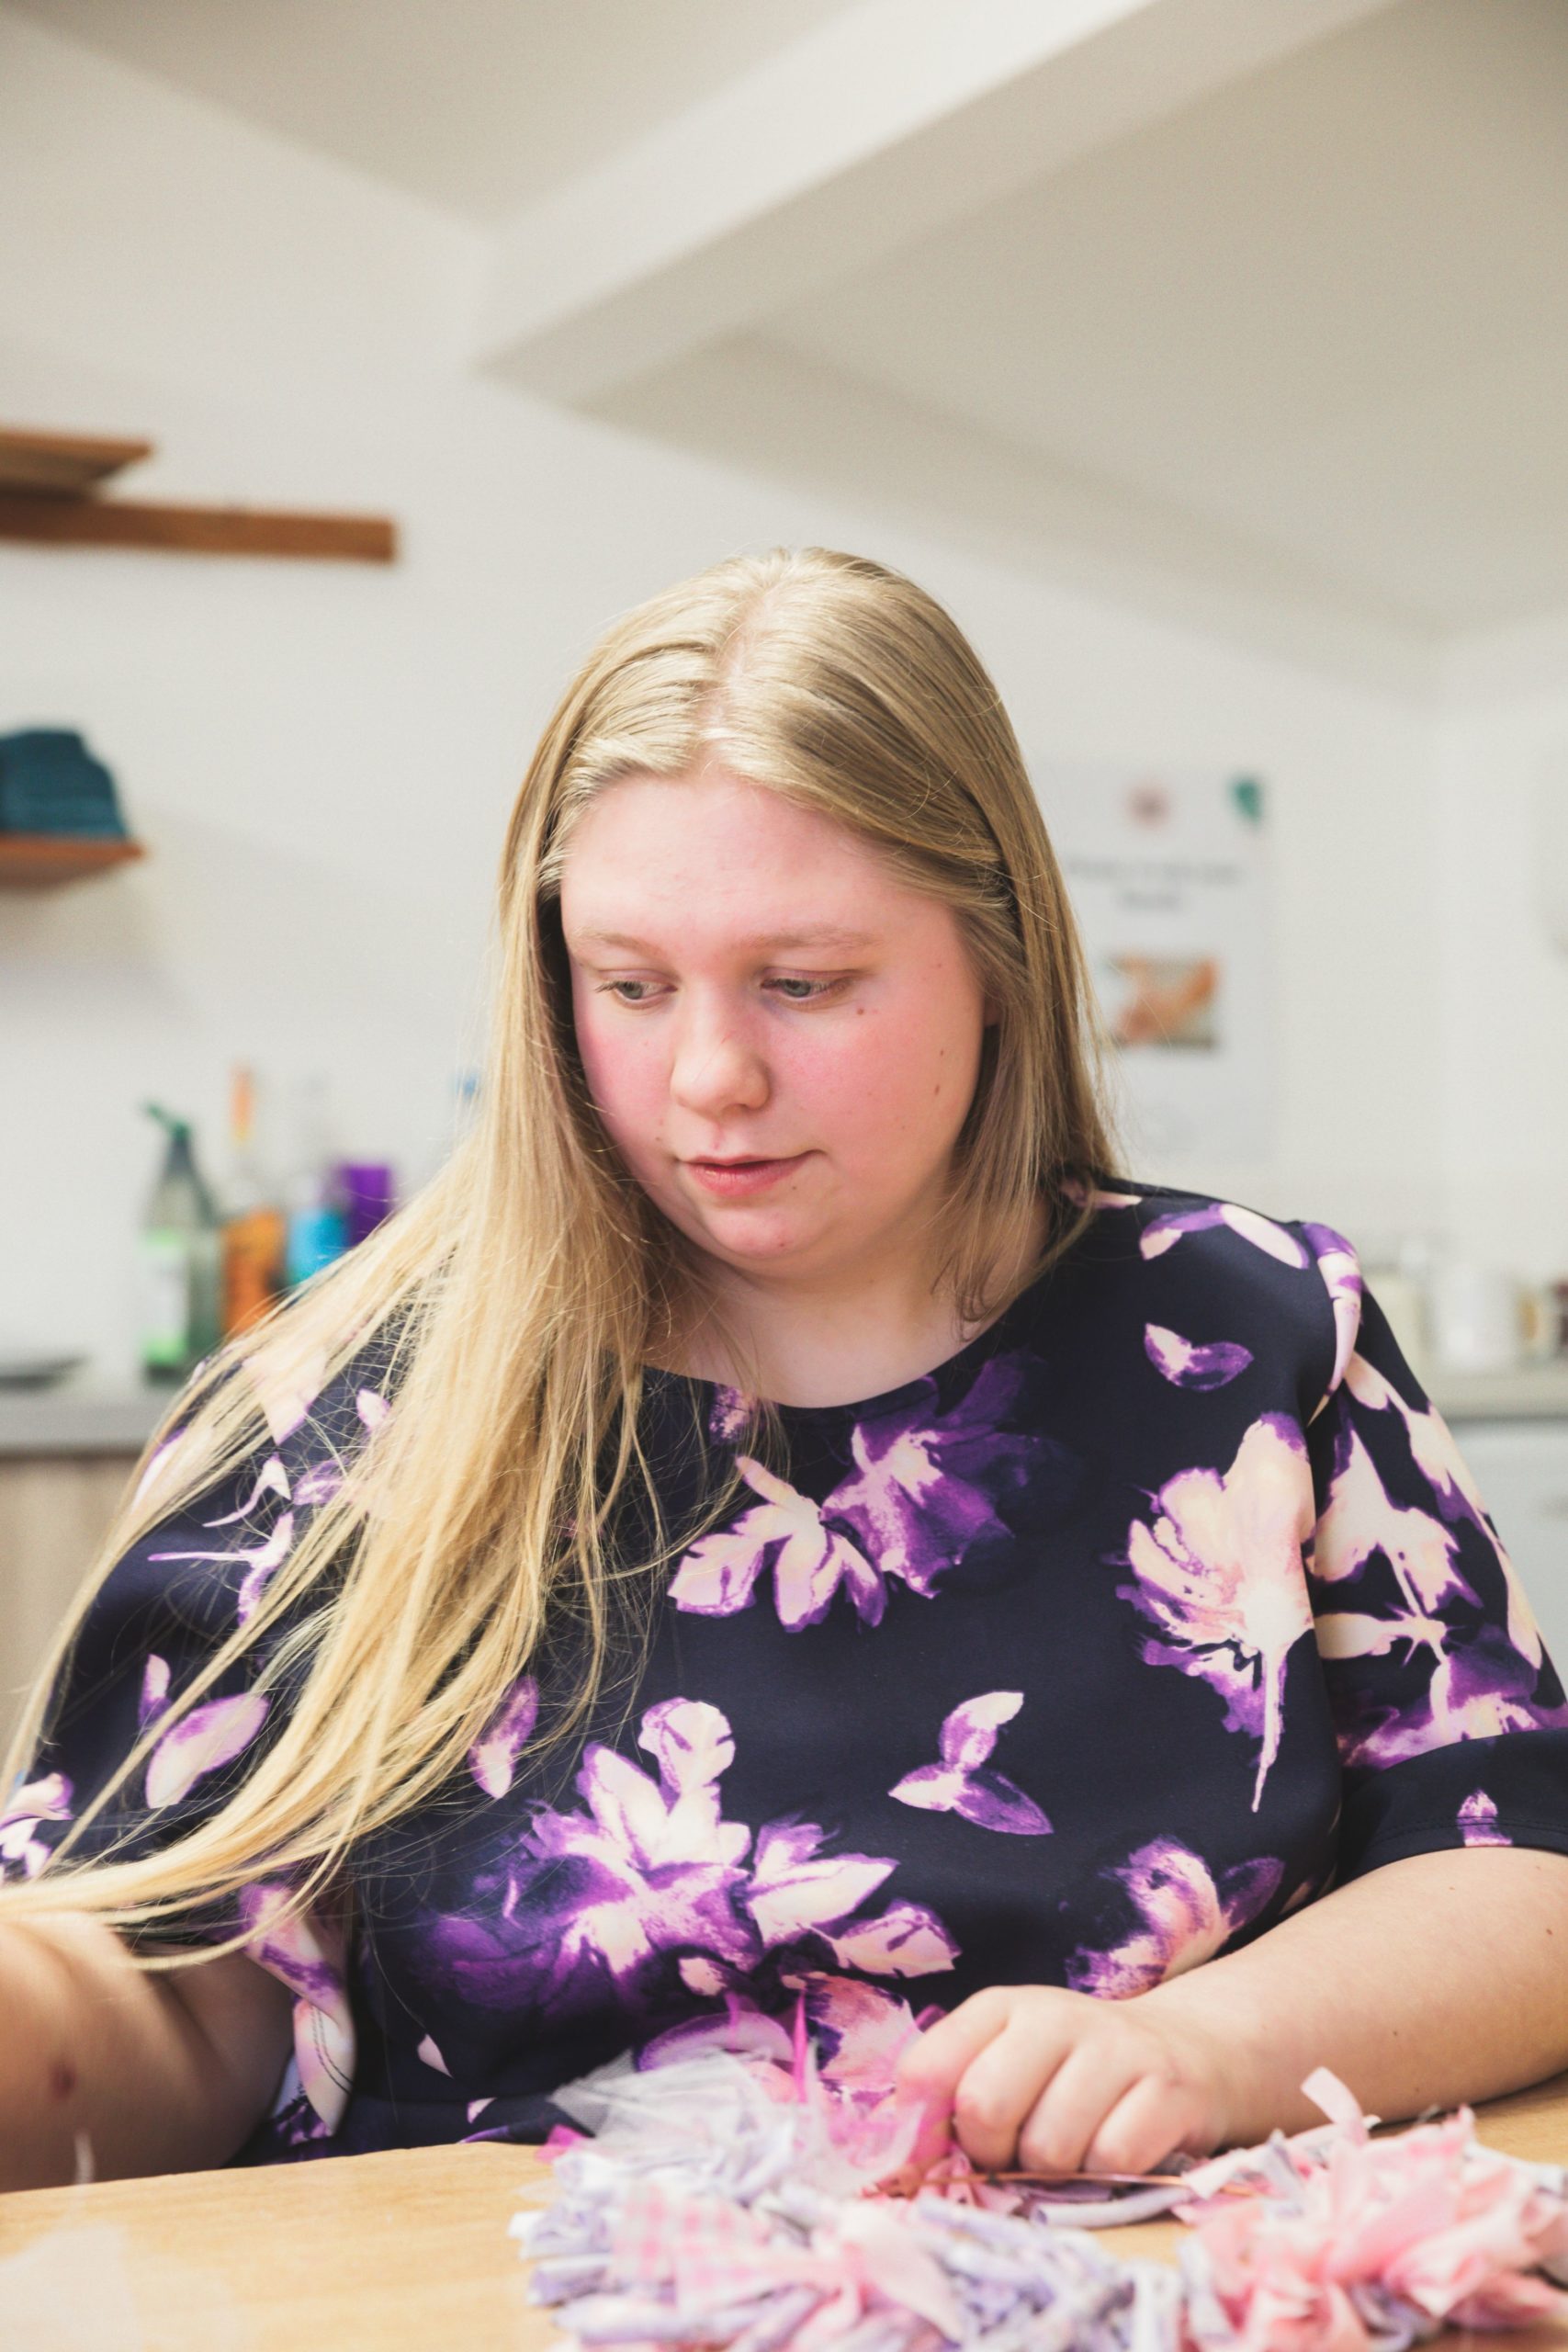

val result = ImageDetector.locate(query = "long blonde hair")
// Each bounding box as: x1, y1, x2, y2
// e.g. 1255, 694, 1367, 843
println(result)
1, 547, 1115, 1944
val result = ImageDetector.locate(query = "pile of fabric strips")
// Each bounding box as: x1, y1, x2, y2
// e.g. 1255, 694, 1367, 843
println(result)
513, 2031, 1568, 2352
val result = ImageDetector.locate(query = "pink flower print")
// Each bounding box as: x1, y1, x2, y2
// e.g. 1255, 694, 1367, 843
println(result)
0, 1772, 73, 1879
820, 1903, 958, 1977
1299, 1224, 1363, 1411
825, 1354, 1044, 1605
890, 1692, 1052, 1835
1066, 1839, 1282, 1998
1459, 1791, 1511, 1847
1342, 1351, 1543, 1669
468, 1672, 539, 1798
356, 1387, 390, 1430
1144, 1324, 1254, 1392
132, 1430, 186, 1511
139, 1653, 172, 1731
1063, 1179, 1144, 1212
245, 1330, 331, 1444
1315, 1608, 1448, 1668
144, 1691, 269, 1809
746, 1820, 896, 1950
1140, 1202, 1306, 1268
1314, 1428, 1478, 1619
1121, 1416, 1314, 1809
417, 2033, 451, 2075
239, 1881, 355, 2133
669, 1456, 883, 1629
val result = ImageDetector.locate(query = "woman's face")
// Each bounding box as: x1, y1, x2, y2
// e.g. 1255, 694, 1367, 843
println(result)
559, 769, 990, 1291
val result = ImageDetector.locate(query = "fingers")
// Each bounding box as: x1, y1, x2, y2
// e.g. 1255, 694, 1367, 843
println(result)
897, 1986, 1228, 2178
893, 1986, 1014, 2170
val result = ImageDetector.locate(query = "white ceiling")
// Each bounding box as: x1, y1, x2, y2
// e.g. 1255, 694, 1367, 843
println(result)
4, 0, 859, 220
8, 0, 1567, 663
761, 0, 1568, 636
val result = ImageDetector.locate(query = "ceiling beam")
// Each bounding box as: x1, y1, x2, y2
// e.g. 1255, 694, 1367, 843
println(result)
475, 0, 1400, 405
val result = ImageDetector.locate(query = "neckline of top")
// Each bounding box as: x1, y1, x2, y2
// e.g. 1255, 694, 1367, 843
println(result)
648, 1255, 1059, 1429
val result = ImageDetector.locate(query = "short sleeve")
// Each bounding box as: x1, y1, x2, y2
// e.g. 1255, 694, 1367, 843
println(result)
0, 1348, 390, 2143
1304, 1276, 1568, 1880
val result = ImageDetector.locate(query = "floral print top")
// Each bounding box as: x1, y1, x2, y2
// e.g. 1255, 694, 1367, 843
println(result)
7, 1184, 1568, 2165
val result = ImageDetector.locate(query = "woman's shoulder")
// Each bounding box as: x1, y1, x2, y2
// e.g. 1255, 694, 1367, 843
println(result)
1062, 1178, 1361, 1410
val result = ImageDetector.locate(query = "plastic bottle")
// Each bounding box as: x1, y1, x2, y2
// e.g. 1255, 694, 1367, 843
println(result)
220, 1064, 287, 1337
138, 1103, 221, 1382
283, 1076, 349, 1290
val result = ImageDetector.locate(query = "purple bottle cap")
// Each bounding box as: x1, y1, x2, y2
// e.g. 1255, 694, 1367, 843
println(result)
338, 1160, 396, 1250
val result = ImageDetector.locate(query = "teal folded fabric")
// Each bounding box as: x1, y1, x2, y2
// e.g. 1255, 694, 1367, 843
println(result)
0, 729, 128, 836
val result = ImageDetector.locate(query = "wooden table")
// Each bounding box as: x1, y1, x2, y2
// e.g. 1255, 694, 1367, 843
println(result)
4, 2075, 1568, 2350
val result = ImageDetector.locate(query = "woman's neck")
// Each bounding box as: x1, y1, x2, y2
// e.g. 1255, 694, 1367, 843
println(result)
666, 1199, 1048, 1411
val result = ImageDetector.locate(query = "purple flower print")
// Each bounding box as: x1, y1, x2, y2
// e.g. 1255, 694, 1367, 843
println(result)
1144, 1325, 1254, 1392
436, 1700, 957, 2022
1140, 1202, 1306, 1269
1299, 1225, 1363, 1411
1066, 1839, 1282, 1997
1459, 1791, 1511, 1847
144, 1690, 269, 1810
708, 1386, 753, 1443
825, 1354, 1045, 1603
1339, 1351, 1543, 1669
890, 1692, 1052, 1836
239, 1881, 355, 2134
674, 1356, 1047, 1632
1120, 1416, 1314, 1810
149, 1507, 298, 1629
468, 1672, 539, 1798
670, 1457, 885, 1629
0, 1772, 73, 1880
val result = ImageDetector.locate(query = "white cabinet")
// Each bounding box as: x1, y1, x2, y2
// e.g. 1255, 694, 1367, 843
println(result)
1453, 1421, 1568, 1668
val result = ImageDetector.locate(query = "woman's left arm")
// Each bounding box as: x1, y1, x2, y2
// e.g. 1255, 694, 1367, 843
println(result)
897, 1844, 1568, 2177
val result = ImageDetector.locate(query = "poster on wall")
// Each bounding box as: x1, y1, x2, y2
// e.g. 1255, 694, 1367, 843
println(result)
1033, 766, 1275, 1162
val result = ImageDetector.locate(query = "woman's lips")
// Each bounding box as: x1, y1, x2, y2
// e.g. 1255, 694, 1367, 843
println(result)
683, 1153, 807, 1198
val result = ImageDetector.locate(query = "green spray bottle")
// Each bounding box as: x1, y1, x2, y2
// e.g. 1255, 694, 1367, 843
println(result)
138, 1102, 222, 1381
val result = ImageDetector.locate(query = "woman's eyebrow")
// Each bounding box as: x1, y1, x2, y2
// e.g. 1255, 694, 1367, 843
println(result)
573, 925, 876, 953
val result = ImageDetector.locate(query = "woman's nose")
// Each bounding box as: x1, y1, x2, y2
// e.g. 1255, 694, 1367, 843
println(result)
668, 998, 771, 1117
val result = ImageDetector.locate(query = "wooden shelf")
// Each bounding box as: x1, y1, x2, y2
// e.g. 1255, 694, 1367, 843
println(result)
0, 835, 146, 888
0, 493, 396, 562
0, 423, 397, 562
0, 425, 152, 497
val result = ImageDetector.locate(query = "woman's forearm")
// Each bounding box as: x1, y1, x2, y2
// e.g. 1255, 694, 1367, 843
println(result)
1143, 1846, 1568, 2144
0, 1914, 291, 2188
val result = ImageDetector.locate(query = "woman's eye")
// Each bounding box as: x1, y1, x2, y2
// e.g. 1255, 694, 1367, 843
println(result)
765, 976, 845, 1003
600, 979, 663, 1004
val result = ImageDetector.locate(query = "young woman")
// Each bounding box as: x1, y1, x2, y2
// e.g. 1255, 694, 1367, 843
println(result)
4, 548, 1568, 2194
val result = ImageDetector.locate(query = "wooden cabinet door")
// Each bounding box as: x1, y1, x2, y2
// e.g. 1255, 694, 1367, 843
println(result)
0, 1454, 138, 1757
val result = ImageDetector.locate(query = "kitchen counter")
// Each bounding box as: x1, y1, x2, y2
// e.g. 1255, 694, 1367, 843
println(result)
0, 1374, 168, 1456
2, 1361, 1568, 1458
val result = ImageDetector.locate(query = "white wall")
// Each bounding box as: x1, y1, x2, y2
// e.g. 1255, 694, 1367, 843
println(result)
1437, 614, 1568, 1278
0, 14, 1466, 1375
